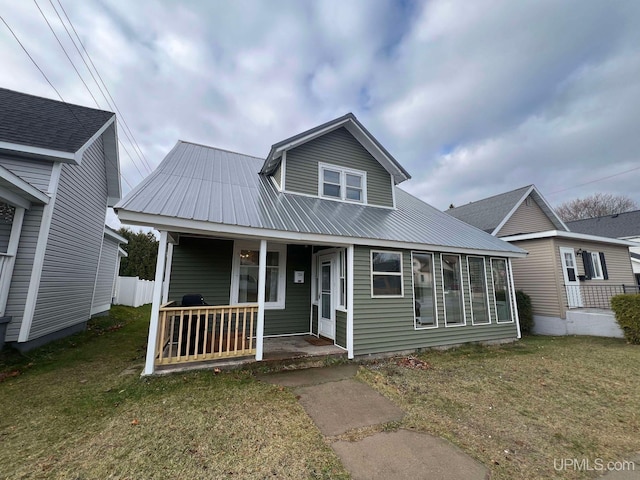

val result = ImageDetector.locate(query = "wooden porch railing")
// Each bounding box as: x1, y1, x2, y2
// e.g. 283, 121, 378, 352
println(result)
155, 303, 257, 365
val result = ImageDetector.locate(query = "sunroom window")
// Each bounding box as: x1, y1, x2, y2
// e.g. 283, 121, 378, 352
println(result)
319, 163, 366, 203
412, 252, 436, 328
491, 258, 513, 323
441, 254, 465, 326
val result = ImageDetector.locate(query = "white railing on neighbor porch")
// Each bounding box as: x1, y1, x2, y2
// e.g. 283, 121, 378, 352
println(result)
114, 276, 155, 307
155, 303, 257, 366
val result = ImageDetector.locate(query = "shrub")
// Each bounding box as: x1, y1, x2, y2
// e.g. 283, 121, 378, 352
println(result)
611, 294, 640, 344
516, 290, 533, 335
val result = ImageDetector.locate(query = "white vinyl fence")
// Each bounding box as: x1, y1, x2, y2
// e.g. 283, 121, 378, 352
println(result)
114, 276, 155, 307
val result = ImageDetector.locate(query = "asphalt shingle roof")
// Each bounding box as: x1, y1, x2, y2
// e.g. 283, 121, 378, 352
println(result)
567, 210, 640, 239
0, 88, 114, 153
445, 186, 533, 232
116, 141, 524, 255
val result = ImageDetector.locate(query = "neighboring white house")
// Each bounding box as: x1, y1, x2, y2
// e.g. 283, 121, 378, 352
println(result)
0, 88, 123, 351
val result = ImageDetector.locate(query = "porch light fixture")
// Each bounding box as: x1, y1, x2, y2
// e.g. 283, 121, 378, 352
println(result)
576, 249, 583, 256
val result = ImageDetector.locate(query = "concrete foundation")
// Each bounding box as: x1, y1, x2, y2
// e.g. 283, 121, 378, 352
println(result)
533, 310, 623, 338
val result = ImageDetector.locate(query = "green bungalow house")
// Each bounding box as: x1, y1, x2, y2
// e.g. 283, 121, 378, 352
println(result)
115, 114, 526, 375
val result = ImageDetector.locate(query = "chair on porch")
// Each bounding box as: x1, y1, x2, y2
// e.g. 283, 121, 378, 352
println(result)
177, 294, 209, 356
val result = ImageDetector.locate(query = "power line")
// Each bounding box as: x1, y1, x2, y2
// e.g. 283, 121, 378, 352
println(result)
0, 14, 67, 106
0, 13, 134, 190
32, 0, 100, 108
33, 0, 148, 180
55, 0, 154, 174
546, 164, 640, 197
33, 0, 146, 181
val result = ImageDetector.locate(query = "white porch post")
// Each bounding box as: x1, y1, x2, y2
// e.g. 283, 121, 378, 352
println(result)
161, 243, 174, 303
508, 258, 521, 339
255, 239, 267, 361
0, 207, 25, 317
346, 244, 354, 359
143, 230, 168, 375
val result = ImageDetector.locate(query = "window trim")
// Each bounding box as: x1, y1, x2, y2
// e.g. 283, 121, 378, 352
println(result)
466, 256, 491, 326
411, 251, 438, 330
591, 252, 604, 280
490, 257, 515, 324
318, 162, 367, 204
440, 253, 467, 327
337, 249, 347, 311
370, 250, 404, 298
230, 241, 287, 309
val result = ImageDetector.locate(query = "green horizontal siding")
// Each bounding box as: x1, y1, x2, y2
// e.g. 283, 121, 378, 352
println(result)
336, 309, 347, 348
353, 246, 518, 356
168, 237, 233, 306
285, 127, 394, 207
312, 304, 318, 335
264, 244, 311, 335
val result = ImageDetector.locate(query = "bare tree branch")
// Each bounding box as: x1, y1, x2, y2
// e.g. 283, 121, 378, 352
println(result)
555, 193, 638, 221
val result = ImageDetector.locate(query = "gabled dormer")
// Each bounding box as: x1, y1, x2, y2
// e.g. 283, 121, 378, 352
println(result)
447, 185, 568, 237
260, 113, 410, 209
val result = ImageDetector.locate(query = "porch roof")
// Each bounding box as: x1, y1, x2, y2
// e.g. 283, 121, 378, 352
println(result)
116, 141, 525, 256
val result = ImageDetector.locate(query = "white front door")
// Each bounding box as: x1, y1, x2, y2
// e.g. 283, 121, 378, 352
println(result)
318, 254, 335, 339
560, 247, 583, 308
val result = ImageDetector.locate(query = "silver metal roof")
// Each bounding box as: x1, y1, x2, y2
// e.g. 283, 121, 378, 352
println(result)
116, 141, 524, 255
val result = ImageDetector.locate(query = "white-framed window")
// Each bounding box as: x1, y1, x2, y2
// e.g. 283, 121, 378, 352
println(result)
490, 258, 513, 323
412, 251, 437, 329
591, 252, 604, 280
318, 162, 367, 203
467, 256, 491, 325
338, 249, 346, 309
230, 241, 287, 309
441, 254, 466, 326
371, 250, 403, 297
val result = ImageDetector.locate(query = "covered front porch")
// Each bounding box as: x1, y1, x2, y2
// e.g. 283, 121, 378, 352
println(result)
144, 230, 354, 375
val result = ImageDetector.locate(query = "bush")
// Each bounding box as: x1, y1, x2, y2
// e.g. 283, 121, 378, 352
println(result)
516, 290, 533, 335
611, 294, 640, 344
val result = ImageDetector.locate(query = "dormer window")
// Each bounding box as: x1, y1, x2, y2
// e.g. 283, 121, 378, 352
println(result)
319, 162, 367, 203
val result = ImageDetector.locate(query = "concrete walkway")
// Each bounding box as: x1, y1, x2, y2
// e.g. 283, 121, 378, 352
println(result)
259, 365, 489, 480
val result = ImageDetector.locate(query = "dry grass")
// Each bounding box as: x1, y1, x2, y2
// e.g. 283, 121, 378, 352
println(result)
358, 336, 640, 479
0, 305, 348, 480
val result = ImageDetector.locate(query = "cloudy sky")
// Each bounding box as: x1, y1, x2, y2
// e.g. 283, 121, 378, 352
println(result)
1, 0, 639, 228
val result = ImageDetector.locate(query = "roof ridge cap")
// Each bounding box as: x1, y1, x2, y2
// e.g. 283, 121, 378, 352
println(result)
177, 140, 264, 160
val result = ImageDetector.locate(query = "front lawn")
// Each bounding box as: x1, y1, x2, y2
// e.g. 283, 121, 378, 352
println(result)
2, 307, 638, 479
0, 305, 348, 479
359, 336, 640, 479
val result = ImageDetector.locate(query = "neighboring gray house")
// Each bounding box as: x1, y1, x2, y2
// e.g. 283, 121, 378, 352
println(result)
0, 88, 123, 351
115, 113, 526, 375
567, 210, 640, 285
91, 226, 128, 317
447, 185, 637, 337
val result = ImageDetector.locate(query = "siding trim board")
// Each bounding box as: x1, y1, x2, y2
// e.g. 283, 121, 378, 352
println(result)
17, 162, 62, 342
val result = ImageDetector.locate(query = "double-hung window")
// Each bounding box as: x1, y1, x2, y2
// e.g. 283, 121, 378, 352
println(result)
319, 163, 366, 203
371, 250, 403, 297
231, 242, 286, 309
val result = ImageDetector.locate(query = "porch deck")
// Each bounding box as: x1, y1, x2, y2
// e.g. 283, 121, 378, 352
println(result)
154, 335, 346, 374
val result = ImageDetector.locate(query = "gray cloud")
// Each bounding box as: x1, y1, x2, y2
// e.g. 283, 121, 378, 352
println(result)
1, 0, 638, 229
